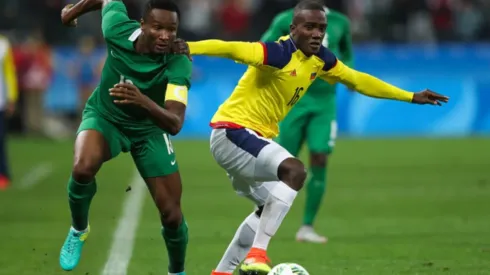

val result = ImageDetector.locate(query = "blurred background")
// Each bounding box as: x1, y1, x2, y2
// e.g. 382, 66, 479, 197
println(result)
1, 0, 490, 139
1, 1, 490, 274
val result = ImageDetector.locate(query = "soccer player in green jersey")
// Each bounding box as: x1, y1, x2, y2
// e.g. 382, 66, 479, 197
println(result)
261, 0, 354, 244
59, 1, 190, 274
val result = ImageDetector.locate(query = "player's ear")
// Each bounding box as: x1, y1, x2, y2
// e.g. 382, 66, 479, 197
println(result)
290, 24, 296, 33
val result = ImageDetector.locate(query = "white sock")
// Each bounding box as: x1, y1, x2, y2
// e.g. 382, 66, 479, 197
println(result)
252, 182, 297, 250
215, 212, 259, 273
70, 226, 88, 233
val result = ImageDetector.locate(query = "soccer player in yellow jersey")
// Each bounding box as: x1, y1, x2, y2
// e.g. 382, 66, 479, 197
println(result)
0, 35, 18, 190
175, 1, 448, 274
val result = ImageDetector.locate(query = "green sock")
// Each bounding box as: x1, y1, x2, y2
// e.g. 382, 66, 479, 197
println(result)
67, 176, 97, 231
162, 217, 188, 273
303, 166, 327, 226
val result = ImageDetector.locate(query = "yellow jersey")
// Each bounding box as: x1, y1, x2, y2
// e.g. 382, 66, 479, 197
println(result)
188, 36, 413, 138
0, 35, 17, 111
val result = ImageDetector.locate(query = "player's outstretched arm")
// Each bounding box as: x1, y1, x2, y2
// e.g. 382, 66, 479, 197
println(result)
320, 59, 449, 105
186, 40, 269, 67
61, 0, 115, 26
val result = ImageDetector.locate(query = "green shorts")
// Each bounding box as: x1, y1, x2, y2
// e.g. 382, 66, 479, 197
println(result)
77, 112, 178, 178
276, 97, 337, 156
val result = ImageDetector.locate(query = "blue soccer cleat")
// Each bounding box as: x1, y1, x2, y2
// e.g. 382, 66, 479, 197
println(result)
59, 225, 90, 271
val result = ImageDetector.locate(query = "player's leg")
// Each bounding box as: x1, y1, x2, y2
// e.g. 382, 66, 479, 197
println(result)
213, 210, 261, 275
143, 174, 188, 275
212, 176, 272, 275
0, 110, 10, 189
241, 158, 305, 274
131, 134, 188, 275
210, 128, 306, 275
60, 114, 128, 271
297, 110, 338, 243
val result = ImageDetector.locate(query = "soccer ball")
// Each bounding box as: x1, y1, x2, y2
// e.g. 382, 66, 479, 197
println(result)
268, 263, 309, 275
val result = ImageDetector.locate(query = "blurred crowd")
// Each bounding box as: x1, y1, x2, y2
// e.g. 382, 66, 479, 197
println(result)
1, 0, 489, 45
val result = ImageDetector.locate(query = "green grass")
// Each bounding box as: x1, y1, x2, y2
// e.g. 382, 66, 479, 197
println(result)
1, 137, 490, 275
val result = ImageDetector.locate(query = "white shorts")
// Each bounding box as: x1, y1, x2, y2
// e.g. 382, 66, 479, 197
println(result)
210, 128, 293, 206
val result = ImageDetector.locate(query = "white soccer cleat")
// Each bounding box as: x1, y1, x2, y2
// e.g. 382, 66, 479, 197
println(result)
295, 226, 327, 244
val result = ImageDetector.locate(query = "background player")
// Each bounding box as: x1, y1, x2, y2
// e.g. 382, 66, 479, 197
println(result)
0, 34, 18, 190
175, 1, 449, 274
261, 0, 353, 244
59, 1, 190, 274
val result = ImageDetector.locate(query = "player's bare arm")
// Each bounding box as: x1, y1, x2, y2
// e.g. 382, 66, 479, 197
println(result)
159, 100, 186, 135
61, 0, 114, 26
109, 83, 185, 135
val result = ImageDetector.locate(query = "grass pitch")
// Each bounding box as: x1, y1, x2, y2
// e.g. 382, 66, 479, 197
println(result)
1, 137, 489, 274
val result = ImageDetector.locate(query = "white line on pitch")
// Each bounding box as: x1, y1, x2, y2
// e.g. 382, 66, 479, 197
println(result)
101, 173, 146, 275
17, 162, 54, 189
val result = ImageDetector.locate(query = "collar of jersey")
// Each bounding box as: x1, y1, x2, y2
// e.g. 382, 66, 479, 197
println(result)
129, 29, 142, 42
288, 36, 298, 51
287, 36, 312, 60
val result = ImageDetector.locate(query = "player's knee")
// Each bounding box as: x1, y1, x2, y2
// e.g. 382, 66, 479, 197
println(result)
158, 201, 182, 229
278, 158, 307, 191
310, 153, 327, 167
72, 153, 103, 183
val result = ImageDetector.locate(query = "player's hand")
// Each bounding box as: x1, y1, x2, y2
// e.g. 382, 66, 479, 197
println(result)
61, 4, 77, 27
109, 83, 152, 110
172, 38, 192, 61
411, 89, 449, 106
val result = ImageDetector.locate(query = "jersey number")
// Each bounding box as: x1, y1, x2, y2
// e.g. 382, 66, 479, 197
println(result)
287, 87, 303, 107
163, 134, 174, 155
119, 75, 133, 85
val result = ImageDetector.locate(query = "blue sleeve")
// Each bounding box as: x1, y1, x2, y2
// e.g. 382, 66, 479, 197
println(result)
315, 46, 338, 71
261, 39, 295, 69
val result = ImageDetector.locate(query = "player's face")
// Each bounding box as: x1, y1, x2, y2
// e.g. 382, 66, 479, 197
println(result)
141, 9, 178, 54
290, 10, 326, 55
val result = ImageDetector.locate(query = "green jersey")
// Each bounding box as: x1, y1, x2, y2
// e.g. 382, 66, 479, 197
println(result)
261, 7, 353, 110
85, 1, 192, 139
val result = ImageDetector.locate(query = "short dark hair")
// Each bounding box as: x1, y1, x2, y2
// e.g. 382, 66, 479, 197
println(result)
143, 0, 180, 20
294, 0, 325, 12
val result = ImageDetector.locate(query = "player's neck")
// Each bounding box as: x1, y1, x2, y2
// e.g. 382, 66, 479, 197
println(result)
289, 36, 312, 57
133, 35, 151, 54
